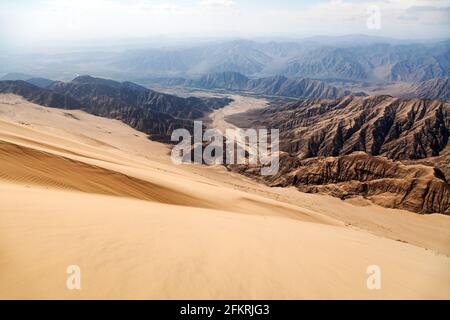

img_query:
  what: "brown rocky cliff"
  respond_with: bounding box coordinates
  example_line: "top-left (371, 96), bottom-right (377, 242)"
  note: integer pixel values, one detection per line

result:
top-left (231, 152), bottom-right (449, 214)
top-left (249, 95), bottom-right (449, 161)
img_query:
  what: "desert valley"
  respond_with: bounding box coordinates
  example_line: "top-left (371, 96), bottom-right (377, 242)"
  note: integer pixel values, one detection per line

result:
top-left (0, 1), bottom-right (449, 301)
top-left (0, 72), bottom-right (448, 298)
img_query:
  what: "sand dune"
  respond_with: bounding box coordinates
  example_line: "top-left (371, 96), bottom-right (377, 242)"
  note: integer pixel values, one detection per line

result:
top-left (0, 140), bottom-right (216, 208)
top-left (1, 185), bottom-right (449, 299)
top-left (0, 94), bottom-right (449, 299)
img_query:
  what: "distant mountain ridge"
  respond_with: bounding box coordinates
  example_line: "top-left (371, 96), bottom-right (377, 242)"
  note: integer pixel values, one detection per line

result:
top-left (2, 37), bottom-right (448, 84)
top-left (112, 39), bottom-right (450, 82)
top-left (0, 80), bottom-right (82, 109)
top-left (0, 76), bottom-right (232, 142)
top-left (245, 76), bottom-right (357, 99)
top-left (148, 71), bottom-right (360, 100)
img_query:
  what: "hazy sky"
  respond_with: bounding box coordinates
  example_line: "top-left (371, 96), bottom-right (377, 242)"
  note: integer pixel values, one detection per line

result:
top-left (1, 0), bottom-right (449, 50)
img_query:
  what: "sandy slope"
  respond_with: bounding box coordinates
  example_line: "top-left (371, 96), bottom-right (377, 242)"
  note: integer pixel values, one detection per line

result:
top-left (0, 94), bottom-right (449, 299)
top-left (2, 185), bottom-right (449, 299)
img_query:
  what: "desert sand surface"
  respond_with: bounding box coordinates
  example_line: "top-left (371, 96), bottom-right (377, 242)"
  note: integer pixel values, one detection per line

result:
top-left (0, 93), bottom-right (449, 299)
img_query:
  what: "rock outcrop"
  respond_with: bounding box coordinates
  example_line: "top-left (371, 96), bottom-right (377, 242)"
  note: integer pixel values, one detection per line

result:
top-left (231, 152), bottom-right (449, 214)
top-left (403, 77), bottom-right (450, 101)
top-left (231, 95), bottom-right (449, 160)
top-left (227, 95), bottom-right (449, 214)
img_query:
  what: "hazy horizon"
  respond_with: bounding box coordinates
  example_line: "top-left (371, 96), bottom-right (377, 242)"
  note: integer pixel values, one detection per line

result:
top-left (1, 0), bottom-right (449, 52)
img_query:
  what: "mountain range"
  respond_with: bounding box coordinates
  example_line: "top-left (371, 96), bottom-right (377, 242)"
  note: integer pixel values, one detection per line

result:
top-left (112, 39), bottom-right (450, 82)
top-left (228, 95), bottom-right (449, 214)
top-left (230, 95), bottom-right (449, 160)
top-left (1, 63), bottom-right (448, 214)
top-left (2, 37), bottom-right (448, 83)
top-left (0, 76), bottom-right (232, 142)
top-left (148, 71), bottom-right (364, 99)
top-left (0, 80), bottom-right (82, 109)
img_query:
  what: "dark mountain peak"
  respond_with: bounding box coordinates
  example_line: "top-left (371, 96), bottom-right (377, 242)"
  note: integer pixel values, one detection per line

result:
top-left (71, 75), bottom-right (151, 93)
top-left (72, 75), bottom-right (98, 83)
top-left (0, 80), bottom-right (38, 97)
top-left (71, 75), bottom-right (123, 88)
top-left (1, 76), bottom-right (231, 143)
top-left (0, 80), bottom-right (82, 109)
